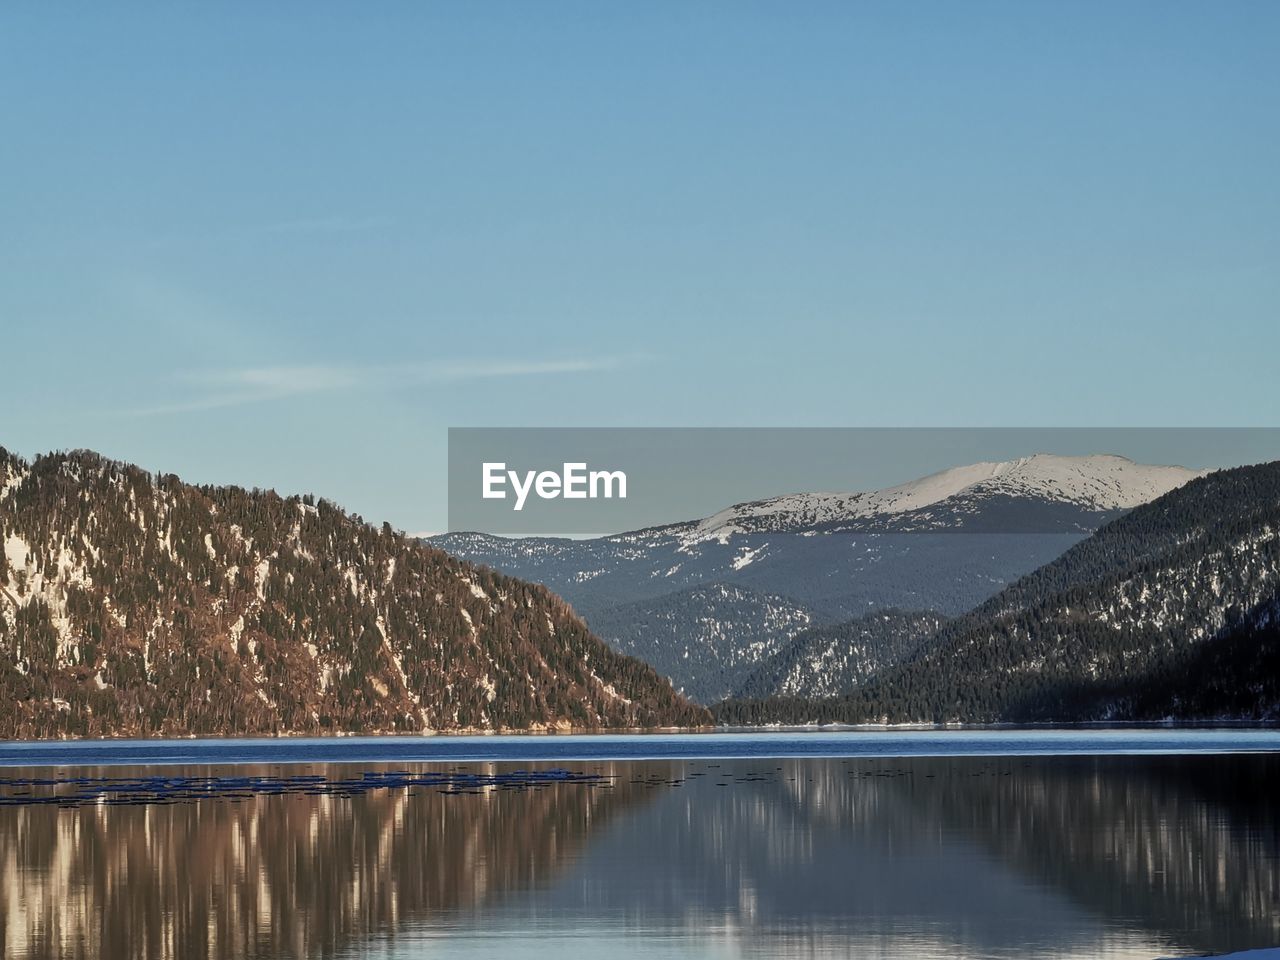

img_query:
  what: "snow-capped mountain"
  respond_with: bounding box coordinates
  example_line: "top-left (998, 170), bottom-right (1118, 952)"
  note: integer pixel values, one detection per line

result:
top-left (434, 454), bottom-right (1204, 703)
top-left (670, 454), bottom-right (1205, 544)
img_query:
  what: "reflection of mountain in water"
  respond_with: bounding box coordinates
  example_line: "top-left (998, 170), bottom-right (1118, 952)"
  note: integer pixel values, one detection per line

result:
top-left (524, 756), bottom-right (1280, 958)
top-left (2, 756), bottom-right (1278, 959)
top-left (533, 759), bottom-right (1131, 957)
top-left (909, 755), bottom-right (1280, 956)
top-left (0, 762), bottom-right (659, 960)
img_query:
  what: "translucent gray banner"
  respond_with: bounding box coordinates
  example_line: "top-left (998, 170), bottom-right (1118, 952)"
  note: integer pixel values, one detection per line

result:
top-left (447, 427), bottom-right (1280, 536)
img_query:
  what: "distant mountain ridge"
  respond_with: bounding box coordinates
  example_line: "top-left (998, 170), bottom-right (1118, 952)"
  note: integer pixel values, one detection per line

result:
top-left (713, 460), bottom-right (1280, 724)
top-left (435, 454), bottom-right (1204, 703)
top-left (670, 454), bottom-right (1205, 544)
top-left (0, 448), bottom-right (708, 738)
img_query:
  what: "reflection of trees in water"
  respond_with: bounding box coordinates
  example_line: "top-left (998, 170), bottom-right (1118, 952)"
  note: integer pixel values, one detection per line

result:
top-left (894, 755), bottom-right (1280, 955)
top-left (563, 760), bottom-right (1028, 929)
top-left (2, 757), bottom-right (1277, 959)
top-left (563, 757), bottom-right (1280, 957)
top-left (0, 762), bottom-right (660, 960)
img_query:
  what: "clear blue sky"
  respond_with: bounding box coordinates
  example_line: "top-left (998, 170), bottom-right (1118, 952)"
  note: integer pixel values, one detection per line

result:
top-left (3, 2), bottom-right (1277, 532)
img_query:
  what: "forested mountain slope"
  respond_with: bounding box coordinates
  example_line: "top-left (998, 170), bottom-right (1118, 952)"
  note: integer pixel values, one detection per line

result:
top-left (714, 461), bottom-right (1280, 724)
top-left (0, 448), bottom-right (708, 738)
top-left (731, 609), bottom-right (949, 702)
top-left (587, 582), bottom-right (817, 703)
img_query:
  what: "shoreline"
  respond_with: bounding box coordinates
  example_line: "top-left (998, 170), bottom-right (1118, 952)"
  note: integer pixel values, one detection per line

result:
top-left (3, 716), bottom-right (1279, 747)
top-left (4, 726), bottom-right (1280, 770)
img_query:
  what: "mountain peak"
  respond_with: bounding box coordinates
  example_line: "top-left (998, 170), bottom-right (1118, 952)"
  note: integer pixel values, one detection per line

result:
top-left (682, 454), bottom-right (1206, 543)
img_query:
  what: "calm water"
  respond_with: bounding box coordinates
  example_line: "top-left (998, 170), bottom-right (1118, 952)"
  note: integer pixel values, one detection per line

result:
top-left (1, 731), bottom-right (1278, 959)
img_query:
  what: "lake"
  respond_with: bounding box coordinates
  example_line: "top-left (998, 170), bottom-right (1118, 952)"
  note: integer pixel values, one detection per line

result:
top-left (1, 730), bottom-right (1277, 959)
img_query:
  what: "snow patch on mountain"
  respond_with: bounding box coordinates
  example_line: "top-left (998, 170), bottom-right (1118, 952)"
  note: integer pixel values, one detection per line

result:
top-left (681, 455), bottom-right (1204, 544)
top-left (0, 466), bottom-right (29, 503)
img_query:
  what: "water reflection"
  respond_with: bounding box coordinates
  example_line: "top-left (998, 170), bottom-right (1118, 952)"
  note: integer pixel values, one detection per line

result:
top-left (0, 762), bottom-right (650, 959)
top-left (910, 757), bottom-right (1280, 955)
top-left (1, 755), bottom-right (1277, 959)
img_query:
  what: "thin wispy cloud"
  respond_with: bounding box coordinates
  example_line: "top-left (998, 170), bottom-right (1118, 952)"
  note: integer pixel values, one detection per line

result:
top-left (120, 356), bottom-right (640, 416)
top-left (418, 358), bottom-right (633, 383)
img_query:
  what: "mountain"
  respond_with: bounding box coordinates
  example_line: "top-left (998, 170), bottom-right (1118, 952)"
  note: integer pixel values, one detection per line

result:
top-left (732, 609), bottom-right (949, 701)
top-left (673, 454), bottom-right (1204, 542)
top-left (434, 455), bottom-right (1203, 703)
top-left (0, 448), bottom-right (709, 738)
top-left (712, 460), bottom-right (1280, 725)
top-left (587, 583), bottom-right (816, 703)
